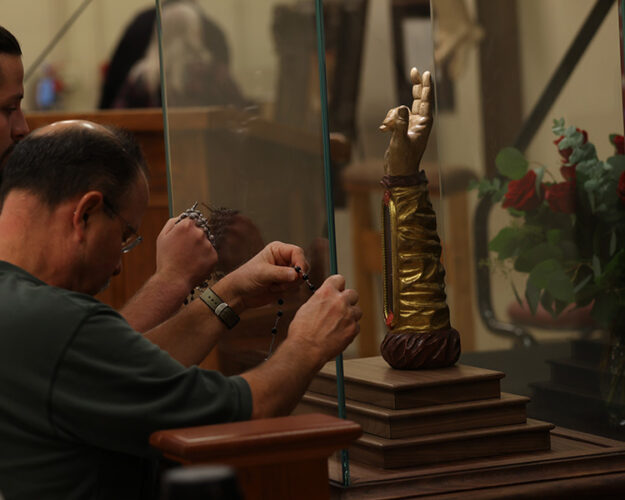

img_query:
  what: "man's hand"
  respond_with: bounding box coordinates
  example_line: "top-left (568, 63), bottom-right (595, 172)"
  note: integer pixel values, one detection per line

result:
top-left (213, 241), bottom-right (308, 311)
top-left (120, 217), bottom-right (217, 332)
top-left (155, 217), bottom-right (218, 291)
top-left (287, 274), bottom-right (361, 367)
top-left (240, 273), bottom-right (361, 418)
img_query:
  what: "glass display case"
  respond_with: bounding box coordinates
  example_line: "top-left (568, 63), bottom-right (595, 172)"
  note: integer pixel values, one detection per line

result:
top-left (158, 0), bottom-right (336, 368)
top-left (435, 0), bottom-right (625, 443)
top-left (156, 0), bottom-right (361, 483)
top-left (12, 0), bottom-right (625, 493)
top-left (159, 0), bottom-right (625, 493)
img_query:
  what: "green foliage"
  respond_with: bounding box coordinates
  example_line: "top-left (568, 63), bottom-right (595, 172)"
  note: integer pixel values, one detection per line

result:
top-left (489, 225), bottom-right (540, 260)
top-left (496, 147), bottom-right (528, 180)
top-left (468, 177), bottom-right (508, 202)
top-left (480, 118), bottom-right (625, 326)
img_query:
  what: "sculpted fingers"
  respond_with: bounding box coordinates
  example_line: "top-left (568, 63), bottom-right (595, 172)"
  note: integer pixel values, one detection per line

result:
top-left (420, 83), bottom-right (433, 120)
top-left (422, 70), bottom-right (431, 87)
top-left (411, 67), bottom-right (422, 90)
top-left (411, 67), bottom-right (423, 114)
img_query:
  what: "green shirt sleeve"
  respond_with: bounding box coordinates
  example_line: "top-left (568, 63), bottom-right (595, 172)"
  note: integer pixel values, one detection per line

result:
top-left (49, 304), bottom-right (252, 457)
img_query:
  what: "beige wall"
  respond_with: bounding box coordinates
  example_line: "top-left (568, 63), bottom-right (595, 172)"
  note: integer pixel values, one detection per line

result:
top-left (4, 0), bottom-right (622, 352)
top-left (5, 0), bottom-right (152, 110)
top-left (3, 0), bottom-right (294, 111)
top-left (508, 0), bottom-right (620, 350)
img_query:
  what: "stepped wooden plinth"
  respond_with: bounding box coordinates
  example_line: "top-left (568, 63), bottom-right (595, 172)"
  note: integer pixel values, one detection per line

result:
top-left (297, 392), bottom-right (528, 439)
top-left (302, 356), bottom-right (553, 470)
top-left (329, 428), bottom-right (625, 499)
top-left (309, 357), bottom-right (503, 409)
top-left (351, 419), bottom-right (553, 469)
top-left (297, 356), bottom-right (625, 498)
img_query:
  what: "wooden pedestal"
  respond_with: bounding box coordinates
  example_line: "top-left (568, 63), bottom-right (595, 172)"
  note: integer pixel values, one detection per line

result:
top-left (299, 357), bottom-right (552, 470)
top-left (296, 356), bottom-right (625, 498)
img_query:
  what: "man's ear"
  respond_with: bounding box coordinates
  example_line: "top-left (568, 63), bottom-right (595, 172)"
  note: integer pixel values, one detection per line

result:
top-left (72, 191), bottom-right (105, 240)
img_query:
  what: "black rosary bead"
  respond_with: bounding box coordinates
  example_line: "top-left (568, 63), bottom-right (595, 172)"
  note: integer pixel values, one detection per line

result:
top-left (266, 265), bottom-right (316, 359)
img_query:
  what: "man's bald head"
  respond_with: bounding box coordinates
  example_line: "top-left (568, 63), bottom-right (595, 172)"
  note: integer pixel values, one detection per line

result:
top-left (0, 120), bottom-right (148, 210)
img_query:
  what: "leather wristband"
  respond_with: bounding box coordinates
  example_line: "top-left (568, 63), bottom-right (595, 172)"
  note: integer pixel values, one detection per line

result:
top-left (199, 287), bottom-right (240, 329)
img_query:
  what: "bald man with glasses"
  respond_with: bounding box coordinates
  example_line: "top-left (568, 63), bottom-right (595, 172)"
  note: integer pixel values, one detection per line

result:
top-left (0, 120), bottom-right (360, 500)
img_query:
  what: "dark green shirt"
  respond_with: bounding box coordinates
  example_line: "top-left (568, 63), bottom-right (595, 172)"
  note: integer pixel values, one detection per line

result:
top-left (0, 261), bottom-right (252, 500)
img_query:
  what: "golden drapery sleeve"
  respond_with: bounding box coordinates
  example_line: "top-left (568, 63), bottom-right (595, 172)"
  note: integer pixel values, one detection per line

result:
top-left (378, 68), bottom-right (460, 369)
top-left (382, 172), bottom-right (451, 334)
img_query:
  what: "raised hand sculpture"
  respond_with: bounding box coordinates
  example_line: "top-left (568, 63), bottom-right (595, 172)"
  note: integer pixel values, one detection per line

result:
top-left (379, 68), bottom-right (461, 369)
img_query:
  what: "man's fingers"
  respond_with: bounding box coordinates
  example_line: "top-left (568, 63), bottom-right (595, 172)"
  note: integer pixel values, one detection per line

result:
top-left (268, 242), bottom-right (309, 271)
top-left (324, 274), bottom-right (346, 292)
top-left (353, 305), bottom-right (363, 322)
top-left (343, 288), bottom-right (359, 306)
top-left (159, 217), bottom-right (177, 235)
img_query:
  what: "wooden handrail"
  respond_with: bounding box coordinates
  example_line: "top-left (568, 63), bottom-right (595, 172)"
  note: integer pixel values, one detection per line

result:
top-left (150, 413), bottom-right (362, 500)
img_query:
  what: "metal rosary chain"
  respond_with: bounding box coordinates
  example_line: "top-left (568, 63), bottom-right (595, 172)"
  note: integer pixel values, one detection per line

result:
top-left (177, 202), bottom-right (242, 304)
top-left (176, 202), bottom-right (215, 245)
top-left (176, 202), bottom-right (215, 305)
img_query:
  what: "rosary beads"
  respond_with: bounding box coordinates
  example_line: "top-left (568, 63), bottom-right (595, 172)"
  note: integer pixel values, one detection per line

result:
top-left (176, 202), bottom-right (317, 358)
top-left (178, 202), bottom-right (214, 305)
top-left (176, 202), bottom-right (215, 246)
top-left (266, 266), bottom-right (316, 359)
top-left (178, 202), bottom-right (242, 305)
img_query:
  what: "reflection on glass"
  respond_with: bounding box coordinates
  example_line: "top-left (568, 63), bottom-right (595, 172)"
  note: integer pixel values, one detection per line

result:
top-left (158, 0), bottom-right (330, 374)
top-left (106, 1), bottom-right (249, 109)
top-left (432, 0), bottom-right (624, 443)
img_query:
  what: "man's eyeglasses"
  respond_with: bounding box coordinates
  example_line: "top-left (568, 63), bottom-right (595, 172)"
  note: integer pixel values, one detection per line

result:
top-left (102, 198), bottom-right (143, 253)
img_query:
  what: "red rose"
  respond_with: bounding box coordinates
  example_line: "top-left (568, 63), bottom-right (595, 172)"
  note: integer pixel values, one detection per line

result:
top-left (560, 165), bottom-right (576, 181)
top-left (554, 128), bottom-right (588, 163)
top-left (544, 181), bottom-right (576, 214)
top-left (618, 171), bottom-right (625, 206)
top-left (612, 135), bottom-right (624, 155)
top-left (502, 170), bottom-right (542, 211)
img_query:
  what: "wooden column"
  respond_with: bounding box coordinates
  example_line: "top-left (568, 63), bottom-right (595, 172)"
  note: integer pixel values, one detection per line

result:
top-left (475, 0), bottom-right (523, 177)
top-left (150, 413), bottom-right (362, 500)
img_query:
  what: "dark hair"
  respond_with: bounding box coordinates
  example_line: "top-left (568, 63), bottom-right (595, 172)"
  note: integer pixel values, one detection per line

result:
top-left (0, 124), bottom-right (149, 210)
top-left (0, 26), bottom-right (21, 56)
